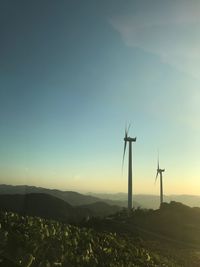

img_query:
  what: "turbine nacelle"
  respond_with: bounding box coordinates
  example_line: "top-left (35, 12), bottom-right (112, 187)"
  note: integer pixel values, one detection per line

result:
top-left (124, 136), bottom-right (137, 142)
top-left (157, 168), bottom-right (165, 173)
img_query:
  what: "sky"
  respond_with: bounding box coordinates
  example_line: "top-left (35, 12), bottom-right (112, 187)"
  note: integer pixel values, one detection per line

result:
top-left (1, 0), bottom-right (200, 194)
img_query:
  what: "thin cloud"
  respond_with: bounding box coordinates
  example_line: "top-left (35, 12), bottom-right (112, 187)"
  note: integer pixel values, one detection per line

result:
top-left (110, 1), bottom-right (200, 79)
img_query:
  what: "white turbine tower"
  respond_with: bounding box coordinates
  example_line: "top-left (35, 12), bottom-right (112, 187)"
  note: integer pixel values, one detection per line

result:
top-left (122, 125), bottom-right (136, 211)
top-left (155, 155), bottom-right (165, 206)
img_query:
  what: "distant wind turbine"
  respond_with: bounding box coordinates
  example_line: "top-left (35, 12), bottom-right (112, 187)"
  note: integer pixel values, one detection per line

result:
top-left (122, 125), bottom-right (136, 210)
top-left (155, 154), bottom-right (165, 206)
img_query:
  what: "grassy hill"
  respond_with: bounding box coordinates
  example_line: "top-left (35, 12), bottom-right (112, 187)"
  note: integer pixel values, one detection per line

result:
top-left (125, 201), bottom-right (200, 246)
top-left (1, 200), bottom-right (200, 266)
top-left (0, 211), bottom-right (179, 267)
top-left (84, 202), bottom-right (200, 266)
top-left (1, 186), bottom-right (200, 266)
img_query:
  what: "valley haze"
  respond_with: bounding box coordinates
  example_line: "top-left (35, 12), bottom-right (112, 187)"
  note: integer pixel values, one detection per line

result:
top-left (1, 184), bottom-right (200, 210)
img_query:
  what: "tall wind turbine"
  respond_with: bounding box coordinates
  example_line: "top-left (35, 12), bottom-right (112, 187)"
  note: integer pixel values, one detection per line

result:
top-left (155, 155), bottom-right (165, 206)
top-left (122, 125), bottom-right (136, 210)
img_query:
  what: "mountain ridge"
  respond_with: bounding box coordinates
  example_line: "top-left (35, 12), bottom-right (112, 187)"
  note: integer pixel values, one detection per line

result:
top-left (2, 184), bottom-right (200, 209)
top-left (0, 184), bottom-right (139, 207)
top-left (0, 193), bottom-right (121, 223)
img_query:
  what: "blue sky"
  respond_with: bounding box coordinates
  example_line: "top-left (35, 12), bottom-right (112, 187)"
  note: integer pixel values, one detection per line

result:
top-left (1, 0), bottom-right (200, 194)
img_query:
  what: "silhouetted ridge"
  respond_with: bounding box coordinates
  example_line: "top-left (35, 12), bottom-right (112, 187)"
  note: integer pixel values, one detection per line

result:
top-left (0, 193), bottom-right (122, 223)
top-left (160, 201), bottom-right (192, 210)
top-left (158, 201), bottom-right (200, 224)
top-left (0, 193), bottom-right (92, 223)
top-left (126, 201), bottom-right (200, 245)
top-left (0, 184), bottom-right (126, 207)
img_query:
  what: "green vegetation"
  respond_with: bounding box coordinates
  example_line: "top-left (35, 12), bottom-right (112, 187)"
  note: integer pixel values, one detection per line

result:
top-left (84, 203), bottom-right (200, 267)
top-left (0, 211), bottom-right (177, 267)
top-left (1, 200), bottom-right (200, 266)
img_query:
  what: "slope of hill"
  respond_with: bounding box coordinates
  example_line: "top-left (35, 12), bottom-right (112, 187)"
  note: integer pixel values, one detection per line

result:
top-left (0, 193), bottom-right (122, 222)
top-left (0, 184), bottom-right (100, 205)
top-left (83, 201), bottom-right (200, 266)
top-left (80, 202), bottom-right (121, 217)
top-left (145, 201), bottom-right (200, 244)
top-left (98, 201), bottom-right (200, 246)
top-left (3, 184), bottom-right (200, 210)
top-left (0, 184), bottom-right (127, 207)
top-left (1, 198), bottom-right (199, 266)
top-left (0, 211), bottom-right (179, 267)
top-left (0, 193), bottom-right (92, 223)
top-left (124, 201), bottom-right (200, 246)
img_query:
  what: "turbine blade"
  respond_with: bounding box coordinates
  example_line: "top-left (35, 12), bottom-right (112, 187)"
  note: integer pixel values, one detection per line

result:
top-left (157, 149), bottom-right (160, 170)
top-left (125, 128), bottom-right (127, 138)
top-left (127, 123), bottom-right (131, 135)
top-left (122, 140), bottom-right (127, 170)
top-left (155, 171), bottom-right (159, 184)
top-left (122, 124), bottom-right (129, 172)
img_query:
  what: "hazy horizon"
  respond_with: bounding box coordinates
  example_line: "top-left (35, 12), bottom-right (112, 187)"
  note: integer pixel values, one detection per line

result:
top-left (1, 1), bottom-right (200, 195)
top-left (2, 183), bottom-right (200, 197)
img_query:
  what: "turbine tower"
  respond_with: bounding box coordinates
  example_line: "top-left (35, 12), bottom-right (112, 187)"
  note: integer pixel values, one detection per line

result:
top-left (155, 155), bottom-right (165, 206)
top-left (122, 125), bottom-right (136, 210)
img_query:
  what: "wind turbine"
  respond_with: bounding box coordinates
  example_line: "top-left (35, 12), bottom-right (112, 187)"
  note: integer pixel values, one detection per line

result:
top-left (122, 125), bottom-right (136, 210)
top-left (155, 155), bottom-right (165, 206)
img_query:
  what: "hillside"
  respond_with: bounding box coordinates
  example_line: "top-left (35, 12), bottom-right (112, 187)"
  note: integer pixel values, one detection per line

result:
top-left (0, 211), bottom-right (179, 267)
top-left (141, 201), bottom-right (200, 245)
top-left (80, 202), bottom-right (121, 217)
top-left (0, 193), bottom-right (121, 222)
top-left (0, 193), bottom-right (91, 223)
top-left (0, 198), bottom-right (199, 266)
top-left (0, 185), bottom-right (100, 205)
top-left (84, 201), bottom-right (200, 266)
top-left (0, 184), bottom-right (128, 207)
top-left (127, 201), bottom-right (200, 246)
top-left (87, 201), bottom-right (200, 244)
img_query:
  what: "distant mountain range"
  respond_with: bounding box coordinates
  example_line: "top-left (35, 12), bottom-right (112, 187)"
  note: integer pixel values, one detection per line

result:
top-left (0, 184), bottom-right (101, 206)
top-left (88, 192), bottom-right (200, 209)
top-left (0, 185), bottom-right (123, 221)
top-left (1, 184), bottom-right (200, 210)
top-left (0, 184), bottom-right (139, 207)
